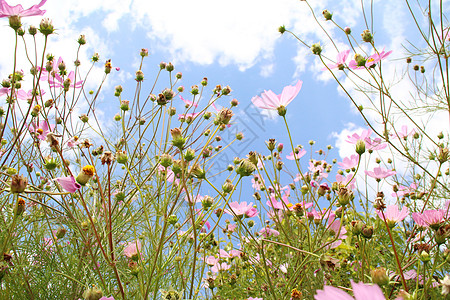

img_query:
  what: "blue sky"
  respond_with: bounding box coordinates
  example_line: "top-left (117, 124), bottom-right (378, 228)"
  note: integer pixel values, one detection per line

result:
top-left (1, 0), bottom-right (448, 196)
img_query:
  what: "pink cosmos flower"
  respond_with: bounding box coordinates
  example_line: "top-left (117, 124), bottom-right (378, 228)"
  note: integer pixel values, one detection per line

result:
top-left (365, 137), bottom-right (387, 151)
top-left (226, 223), bottom-right (237, 233)
top-left (376, 205), bottom-right (409, 227)
top-left (286, 148), bottom-right (306, 160)
top-left (0, 0), bottom-right (47, 18)
top-left (16, 89), bottom-right (45, 102)
top-left (251, 175), bottom-right (264, 190)
top-left (224, 201), bottom-right (258, 218)
top-left (346, 129), bottom-right (373, 144)
top-left (123, 240), bottom-right (141, 259)
top-left (205, 256), bottom-right (219, 266)
top-left (66, 136), bottom-right (81, 148)
top-left (157, 165), bottom-right (175, 183)
top-left (251, 80), bottom-right (302, 110)
top-left (335, 173), bottom-right (356, 190)
top-left (180, 95), bottom-right (198, 108)
top-left (315, 281), bottom-right (386, 300)
top-left (392, 182), bottom-right (417, 197)
top-left (349, 50), bottom-right (392, 70)
top-left (54, 176), bottom-right (81, 193)
top-left (392, 125), bottom-right (416, 140)
top-left (412, 210), bottom-right (446, 229)
top-left (178, 112), bottom-right (202, 121)
top-left (266, 194), bottom-right (292, 211)
top-left (211, 262), bottom-right (230, 273)
top-left (338, 154), bottom-right (359, 169)
top-left (322, 49), bottom-right (351, 70)
top-left (49, 71), bottom-right (83, 89)
top-left (327, 215), bottom-right (347, 248)
top-left (365, 167), bottom-right (396, 180)
top-left (258, 226), bottom-right (280, 237)
top-left (29, 121), bottom-right (54, 140)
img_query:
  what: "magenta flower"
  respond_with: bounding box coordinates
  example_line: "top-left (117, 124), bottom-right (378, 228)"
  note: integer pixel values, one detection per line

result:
top-left (365, 137), bottom-right (387, 151)
top-left (49, 71), bottom-right (83, 89)
top-left (29, 121), bottom-right (54, 140)
top-left (54, 176), bottom-right (81, 193)
top-left (315, 281), bottom-right (386, 300)
top-left (123, 240), bottom-right (141, 259)
top-left (327, 216), bottom-right (347, 248)
top-left (336, 173), bottom-right (356, 190)
top-left (180, 95), bottom-right (198, 108)
top-left (205, 256), bottom-right (219, 266)
top-left (392, 182), bottom-right (417, 197)
top-left (391, 125), bottom-right (416, 140)
top-left (322, 49), bottom-right (351, 70)
top-left (346, 129), bottom-right (373, 144)
top-left (251, 80), bottom-right (302, 110)
top-left (365, 167), bottom-right (396, 180)
top-left (376, 205), bottom-right (409, 227)
top-left (338, 154), bottom-right (359, 169)
top-left (258, 226), bottom-right (280, 237)
top-left (349, 50), bottom-right (392, 69)
top-left (178, 112), bottom-right (202, 121)
top-left (211, 262), bottom-right (230, 273)
top-left (0, 0), bottom-right (47, 18)
top-left (286, 148), bottom-right (306, 160)
top-left (251, 175), bottom-right (265, 190)
top-left (412, 210), bottom-right (446, 229)
top-left (224, 201), bottom-right (258, 218)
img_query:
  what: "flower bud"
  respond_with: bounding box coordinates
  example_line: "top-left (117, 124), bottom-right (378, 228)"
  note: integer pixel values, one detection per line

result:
top-left (11, 174), bottom-right (27, 193)
top-left (351, 220), bottom-right (365, 235)
top-left (419, 250), bottom-right (431, 263)
top-left (31, 105), bottom-right (41, 117)
top-left (190, 164), bottom-right (205, 179)
top-left (236, 159), bottom-right (256, 177)
top-left (222, 180), bottom-right (234, 193)
top-left (277, 105), bottom-right (287, 116)
top-left (14, 198), bottom-right (26, 216)
top-left (159, 62), bottom-right (166, 69)
top-left (120, 100), bottom-right (129, 111)
top-left (278, 25), bottom-right (286, 34)
top-left (104, 59), bottom-right (112, 74)
top-left (236, 132), bottom-right (244, 140)
top-left (39, 18), bottom-right (54, 36)
top-left (361, 29), bottom-right (373, 43)
top-left (201, 196), bottom-right (214, 210)
top-left (338, 187), bottom-right (354, 206)
top-left (82, 286), bottom-right (103, 300)
top-left (311, 43), bottom-right (322, 55)
top-left (355, 139), bottom-right (366, 155)
top-left (184, 148), bottom-right (195, 162)
top-left (44, 156), bottom-right (58, 170)
top-left (55, 227), bottom-right (67, 239)
top-left (215, 108), bottom-right (233, 125)
top-left (17, 27), bottom-right (25, 36)
top-left (140, 48), bottom-right (149, 57)
top-left (344, 27), bottom-right (351, 34)
top-left (116, 150), bottom-right (128, 164)
top-left (266, 139), bottom-right (276, 151)
top-left (361, 225), bottom-right (374, 239)
top-left (370, 267), bottom-right (389, 286)
top-left (9, 15), bottom-right (22, 31)
top-left (170, 127), bottom-right (185, 149)
top-left (165, 62), bottom-right (174, 72)
top-left (322, 9), bottom-right (332, 20)
top-left (135, 70), bottom-right (144, 82)
top-left (190, 84), bottom-right (199, 95)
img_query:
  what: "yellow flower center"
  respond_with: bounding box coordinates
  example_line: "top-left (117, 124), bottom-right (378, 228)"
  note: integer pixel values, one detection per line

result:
top-left (37, 128), bottom-right (44, 134)
top-left (82, 165), bottom-right (95, 176)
